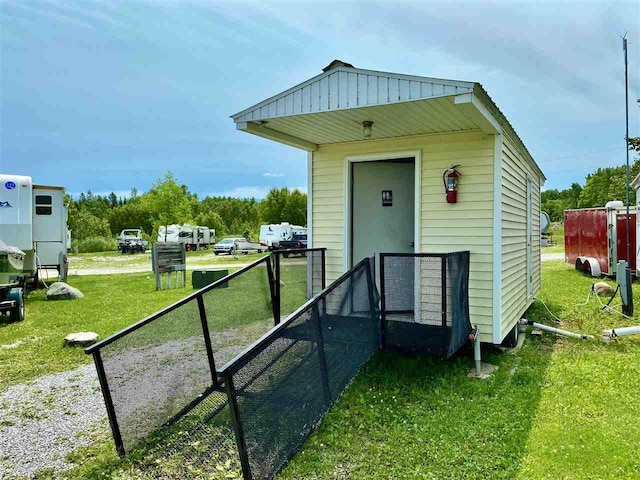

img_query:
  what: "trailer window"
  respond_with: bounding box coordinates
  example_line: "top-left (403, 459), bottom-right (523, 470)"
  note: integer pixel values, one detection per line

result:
top-left (35, 195), bottom-right (53, 215)
top-left (36, 206), bottom-right (52, 215)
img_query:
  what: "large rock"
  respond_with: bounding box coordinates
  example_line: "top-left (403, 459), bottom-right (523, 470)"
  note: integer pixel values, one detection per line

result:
top-left (45, 282), bottom-right (84, 300)
top-left (594, 282), bottom-right (614, 297)
top-left (64, 331), bottom-right (99, 346)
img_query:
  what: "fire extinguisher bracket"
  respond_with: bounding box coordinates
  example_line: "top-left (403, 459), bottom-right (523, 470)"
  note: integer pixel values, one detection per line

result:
top-left (443, 165), bottom-right (461, 204)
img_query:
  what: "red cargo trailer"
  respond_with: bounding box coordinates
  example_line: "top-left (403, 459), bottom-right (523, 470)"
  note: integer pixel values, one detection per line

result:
top-left (564, 205), bottom-right (636, 277)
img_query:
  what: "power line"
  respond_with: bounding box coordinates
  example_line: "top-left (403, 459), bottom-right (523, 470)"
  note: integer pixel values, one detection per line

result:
top-left (537, 146), bottom-right (626, 164)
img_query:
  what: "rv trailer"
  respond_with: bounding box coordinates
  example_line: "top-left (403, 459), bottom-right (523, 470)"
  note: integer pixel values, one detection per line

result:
top-left (0, 174), bottom-right (69, 284)
top-left (157, 224), bottom-right (215, 250)
top-left (259, 222), bottom-right (307, 249)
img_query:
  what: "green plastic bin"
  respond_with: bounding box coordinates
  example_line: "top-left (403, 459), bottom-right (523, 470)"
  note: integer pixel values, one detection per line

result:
top-left (192, 269), bottom-right (229, 289)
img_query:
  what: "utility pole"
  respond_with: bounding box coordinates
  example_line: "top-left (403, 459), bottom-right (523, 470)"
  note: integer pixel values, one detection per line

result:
top-left (623, 33), bottom-right (634, 316)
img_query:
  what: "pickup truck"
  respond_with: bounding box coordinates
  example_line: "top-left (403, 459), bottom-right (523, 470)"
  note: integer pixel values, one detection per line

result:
top-left (117, 229), bottom-right (148, 254)
top-left (277, 234), bottom-right (307, 258)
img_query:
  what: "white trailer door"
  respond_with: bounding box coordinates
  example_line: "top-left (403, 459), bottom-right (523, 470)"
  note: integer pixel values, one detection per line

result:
top-left (32, 187), bottom-right (66, 266)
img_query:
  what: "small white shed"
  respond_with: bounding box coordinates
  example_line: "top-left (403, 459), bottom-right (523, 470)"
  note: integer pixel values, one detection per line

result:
top-left (231, 61), bottom-right (545, 345)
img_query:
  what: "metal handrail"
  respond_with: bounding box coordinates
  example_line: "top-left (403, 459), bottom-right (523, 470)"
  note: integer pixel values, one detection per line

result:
top-left (85, 255), bottom-right (271, 354)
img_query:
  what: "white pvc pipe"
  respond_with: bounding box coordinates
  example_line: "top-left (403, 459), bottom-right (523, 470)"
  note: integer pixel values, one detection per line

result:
top-left (520, 319), bottom-right (594, 340)
top-left (603, 325), bottom-right (640, 338)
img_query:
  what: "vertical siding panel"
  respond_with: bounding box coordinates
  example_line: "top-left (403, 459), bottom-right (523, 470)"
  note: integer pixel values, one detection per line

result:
top-left (409, 81), bottom-right (421, 100)
top-left (311, 81), bottom-right (320, 112)
top-left (347, 72), bottom-right (358, 107)
top-left (367, 75), bottom-right (378, 105)
top-left (357, 74), bottom-right (368, 106)
top-left (378, 76), bottom-right (389, 104)
top-left (399, 79), bottom-right (410, 101)
top-left (318, 77), bottom-right (329, 111)
top-left (302, 85), bottom-right (311, 113)
top-left (293, 90), bottom-right (302, 114)
top-left (389, 77), bottom-right (399, 102)
top-left (420, 82), bottom-right (434, 98)
top-left (329, 72), bottom-right (339, 110)
top-left (338, 71), bottom-right (349, 109)
top-left (284, 93), bottom-right (294, 115)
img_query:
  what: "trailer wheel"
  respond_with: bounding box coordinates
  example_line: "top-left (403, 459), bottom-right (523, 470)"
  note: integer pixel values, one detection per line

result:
top-left (8, 288), bottom-right (25, 322)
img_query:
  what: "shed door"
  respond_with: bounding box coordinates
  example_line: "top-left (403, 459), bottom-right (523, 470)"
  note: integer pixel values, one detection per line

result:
top-left (526, 177), bottom-right (533, 298)
top-left (351, 159), bottom-right (415, 267)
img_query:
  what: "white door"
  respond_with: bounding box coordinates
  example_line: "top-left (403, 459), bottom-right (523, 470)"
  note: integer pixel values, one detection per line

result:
top-left (351, 159), bottom-right (415, 267)
top-left (526, 177), bottom-right (533, 298)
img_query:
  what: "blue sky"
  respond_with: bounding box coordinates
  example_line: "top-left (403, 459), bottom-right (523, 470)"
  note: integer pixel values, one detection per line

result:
top-left (1, 0), bottom-right (639, 198)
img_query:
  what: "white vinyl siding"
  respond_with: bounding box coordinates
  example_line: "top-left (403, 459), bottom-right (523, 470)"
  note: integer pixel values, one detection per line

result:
top-left (312, 130), bottom-right (495, 342)
top-left (500, 133), bottom-right (542, 339)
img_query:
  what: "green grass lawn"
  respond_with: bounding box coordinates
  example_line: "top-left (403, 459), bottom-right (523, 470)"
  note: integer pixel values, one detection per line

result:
top-left (7, 260), bottom-right (640, 479)
top-left (541, 222), bottom-right (564, 254)
top-left (0, 260), bottom-right (307, 391)
top-left (279, 261), bottom-right (640, 479)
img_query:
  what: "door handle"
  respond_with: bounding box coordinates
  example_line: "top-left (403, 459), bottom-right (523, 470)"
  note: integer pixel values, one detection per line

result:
top-left (410, 242), bottom-right (415, 248)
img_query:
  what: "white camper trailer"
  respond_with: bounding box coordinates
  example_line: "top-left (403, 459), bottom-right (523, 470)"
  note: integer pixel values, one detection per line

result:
top-left (157, 224), bottom-right (215, 250)
top-left (0, 174), bottom-right (69, 283)
top-left (259, 222), bottom-right (307, 249)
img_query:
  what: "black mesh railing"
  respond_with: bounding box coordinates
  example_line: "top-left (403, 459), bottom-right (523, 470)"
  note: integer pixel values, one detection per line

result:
top-left (86, 255), bottom-right (278, 457)
top-left (272, 248), bottom-right (326, 322)
top-left (218, 257), bottom-right (378, 480)
top-left (86, 249), bottom-right (471, 479)
top-left (380, 252), bottom-right (471, 357)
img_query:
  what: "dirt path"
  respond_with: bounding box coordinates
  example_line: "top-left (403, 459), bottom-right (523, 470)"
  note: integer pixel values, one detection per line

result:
top-left (0, 320), bottom-right (272, 478)
top-left (541, 252), bottom-right (564, 262)
top-left (43, 260), bottom-right (305, 277)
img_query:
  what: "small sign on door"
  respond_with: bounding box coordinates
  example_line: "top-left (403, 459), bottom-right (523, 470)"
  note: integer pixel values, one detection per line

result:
top-left (382, 190), bottom-right (392, 207)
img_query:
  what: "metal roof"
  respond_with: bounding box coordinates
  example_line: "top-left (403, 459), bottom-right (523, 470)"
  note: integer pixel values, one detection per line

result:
top-left (231, 64), bottom-right (543, 179)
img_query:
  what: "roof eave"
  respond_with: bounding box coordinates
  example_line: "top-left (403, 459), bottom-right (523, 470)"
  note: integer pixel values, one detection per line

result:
top-left (472, 84), bottom-right (545, 181)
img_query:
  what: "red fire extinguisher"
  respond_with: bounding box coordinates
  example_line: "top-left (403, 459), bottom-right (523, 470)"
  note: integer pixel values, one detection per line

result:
top-left (443, 165), bottom-right (461, 203)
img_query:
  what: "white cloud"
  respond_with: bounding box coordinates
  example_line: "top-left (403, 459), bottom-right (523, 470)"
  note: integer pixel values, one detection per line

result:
top-left (263, 172), bottom-right (284, 177)
top-left (211, 186), bottom-right (271, 199)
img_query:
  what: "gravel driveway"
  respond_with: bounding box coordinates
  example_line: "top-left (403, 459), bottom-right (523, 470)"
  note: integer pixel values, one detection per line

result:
top-left (0, 364), bottom-right (106, 478)
top-left (0, 320), bottom-right (271, 478)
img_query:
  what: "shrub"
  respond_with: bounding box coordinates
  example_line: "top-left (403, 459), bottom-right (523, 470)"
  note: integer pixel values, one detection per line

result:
top-left (72, 237), bottom-right (118, 253)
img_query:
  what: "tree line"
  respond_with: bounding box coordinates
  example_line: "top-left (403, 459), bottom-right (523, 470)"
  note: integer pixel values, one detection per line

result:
top-left (68, 172), bottom-right (306, 249)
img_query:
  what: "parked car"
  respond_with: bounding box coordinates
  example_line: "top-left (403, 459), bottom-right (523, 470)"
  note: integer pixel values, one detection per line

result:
top-left (278, 234), bottom-right (308, 258)
top-left (214, 237), bottom-right (264, 255)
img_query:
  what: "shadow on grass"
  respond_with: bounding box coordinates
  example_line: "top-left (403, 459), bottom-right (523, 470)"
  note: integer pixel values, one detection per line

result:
top-left (279, 332), bottom-right (557, 480)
